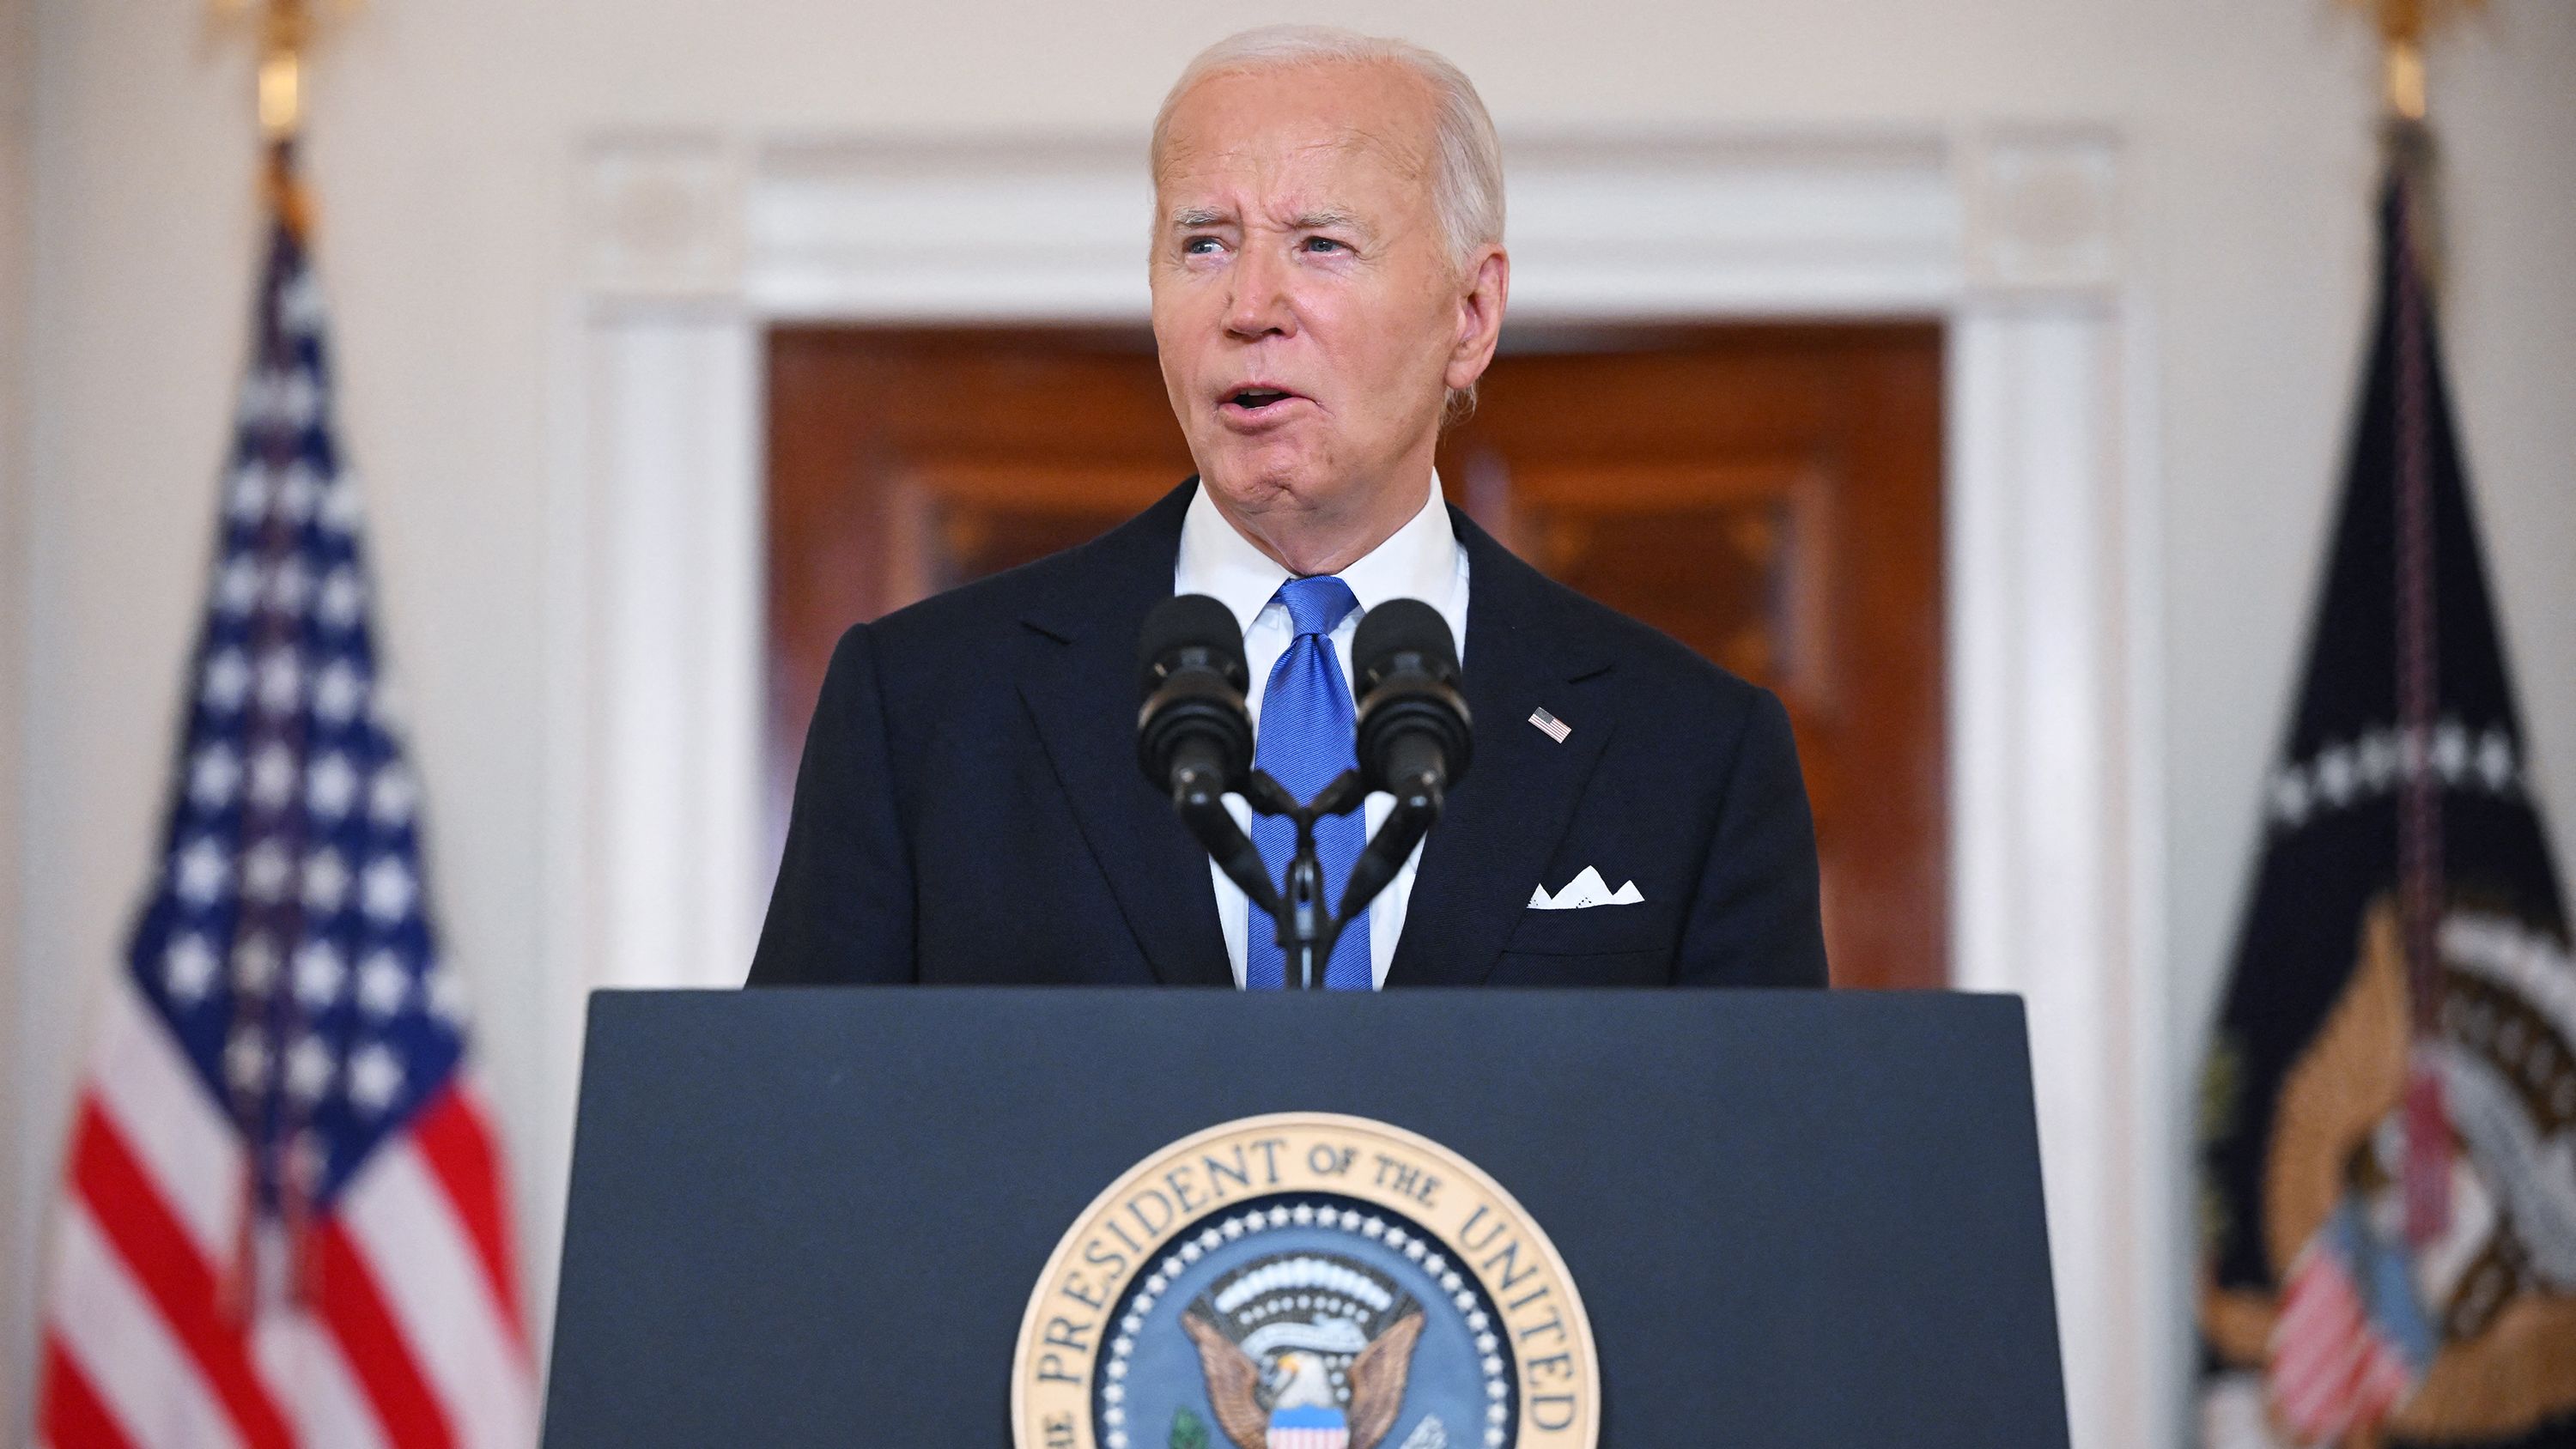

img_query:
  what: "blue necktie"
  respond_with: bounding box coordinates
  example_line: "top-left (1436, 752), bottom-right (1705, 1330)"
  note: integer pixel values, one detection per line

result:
top-left (1246, 577), bottom-right (1371, 990)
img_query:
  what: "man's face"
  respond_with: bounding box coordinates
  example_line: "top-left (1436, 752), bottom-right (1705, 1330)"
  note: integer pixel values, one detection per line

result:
top-left (1151, 63), bottom-right (1497, 550)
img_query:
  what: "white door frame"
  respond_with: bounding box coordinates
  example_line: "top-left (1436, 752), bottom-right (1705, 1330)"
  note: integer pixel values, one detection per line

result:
top-left (544, 127), bottom-right (2172, 1449)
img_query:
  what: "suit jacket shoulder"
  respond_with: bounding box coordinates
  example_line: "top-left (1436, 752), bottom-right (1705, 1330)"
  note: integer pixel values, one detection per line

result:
top-left (750, 483), bottom-right (1210, 987)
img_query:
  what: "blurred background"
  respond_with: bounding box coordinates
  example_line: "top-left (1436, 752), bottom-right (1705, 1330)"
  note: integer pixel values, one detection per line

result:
top-left (1, 0), bottom-right (2571, 1445)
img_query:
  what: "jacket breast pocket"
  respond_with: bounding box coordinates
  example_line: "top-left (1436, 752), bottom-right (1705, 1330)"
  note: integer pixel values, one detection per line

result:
top-left (1499, 903), bottom-right (1676, 958)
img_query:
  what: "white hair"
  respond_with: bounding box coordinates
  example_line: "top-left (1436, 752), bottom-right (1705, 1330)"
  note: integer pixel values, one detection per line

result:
top-left (1150, 26), bottom-right (1506, 273)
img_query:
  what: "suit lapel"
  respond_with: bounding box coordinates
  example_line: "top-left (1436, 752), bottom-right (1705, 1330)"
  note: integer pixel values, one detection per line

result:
top-left (1387, 513), bottom-right (1616, 987)
top-left (1017, 483), bottom-right (1235, 987)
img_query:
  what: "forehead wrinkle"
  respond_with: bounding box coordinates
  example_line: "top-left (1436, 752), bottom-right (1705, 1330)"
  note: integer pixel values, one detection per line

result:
top-left (1162, 135), bottom-right (1426, 242)
top-left (1166, 130), bottom-right (1419, 188)
top-left (1258, 126), bottom-right (1433, 191)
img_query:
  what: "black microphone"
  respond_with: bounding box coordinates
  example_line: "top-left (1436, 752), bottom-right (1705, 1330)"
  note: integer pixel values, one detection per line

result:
top-left (1338, 600), bottom-right (1471, 923)
top-left (1136, 594), bottom-right (1278, 915)
top-left (1137, 594), bottom-right (1254, 798)
top-left (1352, 599), bottom-right (1472, 806)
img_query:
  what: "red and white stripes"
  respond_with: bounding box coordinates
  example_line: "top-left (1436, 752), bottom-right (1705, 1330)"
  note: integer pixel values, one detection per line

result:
top-left (2267, 1243), bottom-right (2416, 1444)
top-left (37, 979), bottom-right (534, 1449)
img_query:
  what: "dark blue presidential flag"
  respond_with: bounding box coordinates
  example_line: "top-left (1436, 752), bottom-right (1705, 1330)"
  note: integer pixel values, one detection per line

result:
top-left (2194, 167), bottom-right (2576, 1448)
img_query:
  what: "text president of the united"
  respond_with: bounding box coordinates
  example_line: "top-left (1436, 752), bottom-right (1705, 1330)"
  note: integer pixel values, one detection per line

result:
top-left (748, 27), bottom-right (1828, 989)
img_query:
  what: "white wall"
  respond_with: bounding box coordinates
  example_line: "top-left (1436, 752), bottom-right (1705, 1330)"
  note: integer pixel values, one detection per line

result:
top-left (0, 0), bottom-right (32, 1422)
top-left (7, 0), bottom-right (2573, 1440)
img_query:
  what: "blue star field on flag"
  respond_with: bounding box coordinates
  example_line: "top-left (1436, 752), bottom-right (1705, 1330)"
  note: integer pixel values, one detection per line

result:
top-left (124, 202), bottom-right (465, 1222)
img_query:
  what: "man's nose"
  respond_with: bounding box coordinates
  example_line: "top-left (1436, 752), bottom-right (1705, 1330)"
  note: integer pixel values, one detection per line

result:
top-left (1224, 243), bottom-right (1297, 340)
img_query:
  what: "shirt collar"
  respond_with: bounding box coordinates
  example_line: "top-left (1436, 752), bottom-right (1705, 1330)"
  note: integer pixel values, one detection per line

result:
top-left (1176, 472), bottom-right (1456, 635)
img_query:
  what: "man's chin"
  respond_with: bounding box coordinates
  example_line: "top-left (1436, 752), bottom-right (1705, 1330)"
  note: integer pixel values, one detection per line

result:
top-left (1197, 446), bottom-right (1333, 514)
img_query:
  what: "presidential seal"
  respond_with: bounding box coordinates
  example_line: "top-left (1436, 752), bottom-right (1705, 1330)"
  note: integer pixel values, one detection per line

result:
top-left (1013, 1113), bottom-right (1598, 1449)
top-left (2200, 899), bottom-right (2576, 1442)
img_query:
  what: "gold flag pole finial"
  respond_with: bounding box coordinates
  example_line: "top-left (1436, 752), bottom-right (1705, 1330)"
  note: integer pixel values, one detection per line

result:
top-left (2379, 0), bottom-right (2431, 120)
top-left (2356, 0), bottom-right (2482, 122)
top-left (255, 0), bottom-right (310, 141)
top-left (210, 0), bottom-right (361, 142)
top-left (211, 0), bottom-right (359, 234)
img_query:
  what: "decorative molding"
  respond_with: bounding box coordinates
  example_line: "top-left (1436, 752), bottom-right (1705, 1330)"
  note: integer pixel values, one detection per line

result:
top-left (1947, 307), bottom-right (2145, 1445)
top-left (555, 125), bottom-right (2166, 1449)
top-left (1963, 128), bottom-right (2125, 294)
top-left (739, 130), bottom-right (1979, 322)
top-left (1505, 133), bottom-right (1965, 317)
top-left (749, 137), bottom-right (1151, 320)
top-left (578, 316), bottom-right (762, 993)
top-left (577, 135), bottom-right (745, 299)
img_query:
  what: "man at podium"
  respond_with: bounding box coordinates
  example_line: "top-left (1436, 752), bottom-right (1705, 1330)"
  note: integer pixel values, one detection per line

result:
top-left (748, 27), bottom-right (1827, 991)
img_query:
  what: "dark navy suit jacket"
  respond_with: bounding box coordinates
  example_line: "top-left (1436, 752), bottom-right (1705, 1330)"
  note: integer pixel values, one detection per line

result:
top-left (748, 481), bottom-right (1828, 988)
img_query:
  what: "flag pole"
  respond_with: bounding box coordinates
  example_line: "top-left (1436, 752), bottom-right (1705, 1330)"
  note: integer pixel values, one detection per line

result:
top-left (2358, 0), bottom-right (2476, 1255)
top-left (255, 0), bottom-right (311, 243)
top-left (211, 0), bottom-right (345, 1314)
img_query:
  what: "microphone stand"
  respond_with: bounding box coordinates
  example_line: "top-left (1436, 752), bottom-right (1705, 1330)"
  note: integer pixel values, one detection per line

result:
top-left (1241, 771), bottom-right (1369, 989)
top-left (1148, 597), bottom-right (1464, 990)
top-left (1169, 765), bottom-right (1435, 991)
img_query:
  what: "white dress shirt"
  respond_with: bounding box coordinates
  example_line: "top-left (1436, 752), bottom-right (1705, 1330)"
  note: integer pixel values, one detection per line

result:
top-left (1173, 474), bottom-right (1472, 989)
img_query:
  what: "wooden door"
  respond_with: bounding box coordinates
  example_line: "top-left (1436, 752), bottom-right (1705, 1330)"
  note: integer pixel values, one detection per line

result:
top-left (765, 324), bottom-right (1944, 987)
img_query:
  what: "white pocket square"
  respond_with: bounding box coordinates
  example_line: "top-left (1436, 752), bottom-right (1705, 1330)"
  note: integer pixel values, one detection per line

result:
top-left (1527, 866), bottom-right (1644, 910)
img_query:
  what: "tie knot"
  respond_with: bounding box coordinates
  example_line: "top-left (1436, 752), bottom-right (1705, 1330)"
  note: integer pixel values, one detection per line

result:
top-left (1275, 576), bottom-right (1360, 638)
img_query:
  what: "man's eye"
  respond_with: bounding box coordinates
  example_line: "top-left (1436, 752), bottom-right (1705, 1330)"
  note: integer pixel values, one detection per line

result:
top-left (1303, 237), bottom-right (1347, 254)
top-left (1182, 237), bottom-right (1223, 256)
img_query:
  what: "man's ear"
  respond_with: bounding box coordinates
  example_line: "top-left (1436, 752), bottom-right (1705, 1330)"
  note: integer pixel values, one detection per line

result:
top-left (1445, 246), bottom-right (1510, 392)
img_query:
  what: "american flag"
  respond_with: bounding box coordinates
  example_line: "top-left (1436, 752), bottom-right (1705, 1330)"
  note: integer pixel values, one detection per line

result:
top-left (2266, 1202), bottom-right (2433, 1443)
top-left (35, 148), bottom-right (534, 1449)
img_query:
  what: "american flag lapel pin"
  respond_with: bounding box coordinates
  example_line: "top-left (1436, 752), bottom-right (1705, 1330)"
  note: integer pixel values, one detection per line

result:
top-left (1528, 706), bottom-right (1571, 743)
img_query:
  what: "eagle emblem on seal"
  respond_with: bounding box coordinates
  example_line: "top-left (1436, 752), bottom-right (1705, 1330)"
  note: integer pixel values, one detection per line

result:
top-left (1179, 1252), bottom-right (1427, 1449)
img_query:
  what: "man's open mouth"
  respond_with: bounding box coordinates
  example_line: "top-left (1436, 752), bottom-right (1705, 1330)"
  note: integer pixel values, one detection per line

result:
top-left (1224, 387), bottom-right (1297, 412)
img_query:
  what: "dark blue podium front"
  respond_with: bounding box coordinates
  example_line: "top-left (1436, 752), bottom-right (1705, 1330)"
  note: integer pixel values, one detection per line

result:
top-left (542, 988), bottom-right (2068, 1447)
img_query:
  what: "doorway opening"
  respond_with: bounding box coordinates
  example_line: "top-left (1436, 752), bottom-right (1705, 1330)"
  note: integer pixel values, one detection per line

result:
top-left (762, 323), bottom-right (1944, 987)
